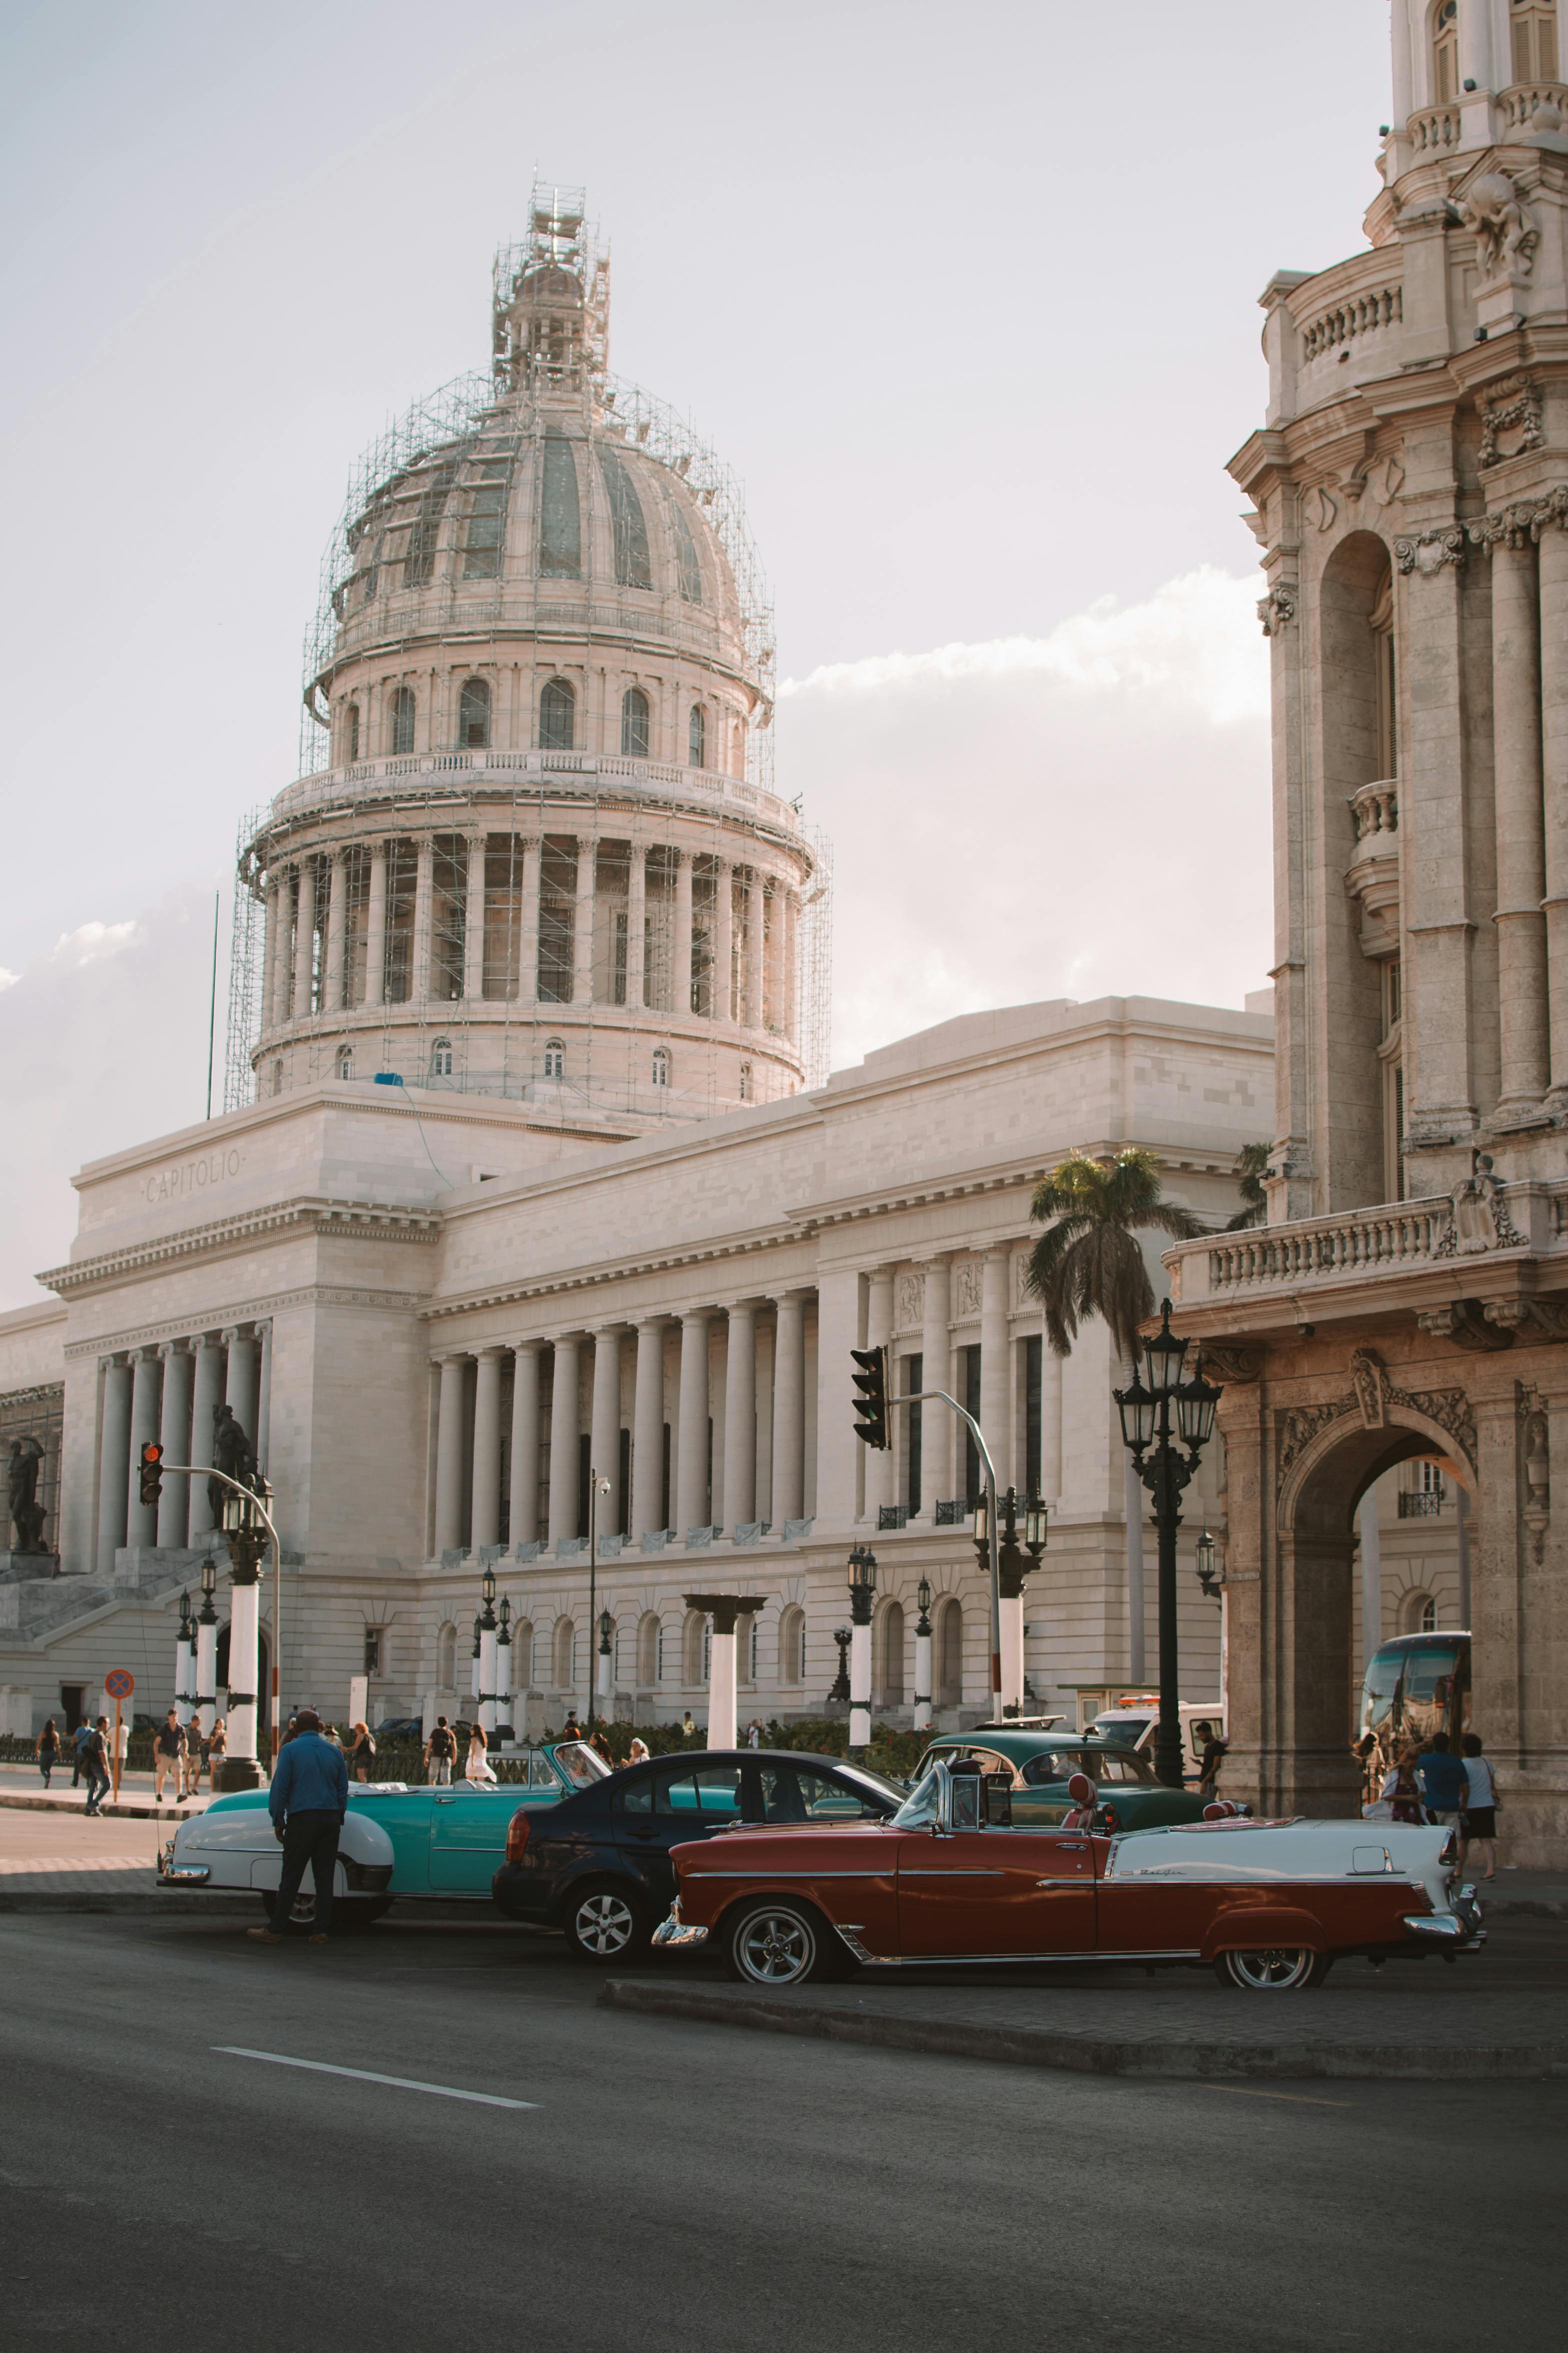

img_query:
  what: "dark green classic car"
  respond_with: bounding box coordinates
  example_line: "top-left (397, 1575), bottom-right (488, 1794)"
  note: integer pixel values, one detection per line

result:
top-left (920, 1726), bottom-right (1240, 1831)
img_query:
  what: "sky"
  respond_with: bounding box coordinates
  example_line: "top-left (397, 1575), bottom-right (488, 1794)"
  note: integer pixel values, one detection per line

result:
top-left (0, 0), bottom-right (1392, 1304)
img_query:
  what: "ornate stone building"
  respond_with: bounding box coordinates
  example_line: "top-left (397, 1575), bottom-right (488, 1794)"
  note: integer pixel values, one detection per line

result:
top-left (1167, 0), bottom-right (1568, 1862)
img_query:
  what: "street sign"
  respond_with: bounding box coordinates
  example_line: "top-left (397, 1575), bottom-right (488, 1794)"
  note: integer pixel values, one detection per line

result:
top-left (104, 1668), bottom-right (134, 1700)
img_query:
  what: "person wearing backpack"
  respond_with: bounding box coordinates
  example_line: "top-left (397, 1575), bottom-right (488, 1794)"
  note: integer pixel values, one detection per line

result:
top-left (423, 1716), bottom-right (457, 1786)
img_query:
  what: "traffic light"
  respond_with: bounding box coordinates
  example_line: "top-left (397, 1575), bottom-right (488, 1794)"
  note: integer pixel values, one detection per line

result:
top-left (138, 1442), bottom-right (164, 1508)
top-left (850, 1346), bottom-right (891, 1450)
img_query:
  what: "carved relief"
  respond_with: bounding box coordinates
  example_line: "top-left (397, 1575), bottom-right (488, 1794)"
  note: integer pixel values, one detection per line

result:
top-left (1277, 1399), bottom-right (1347, 1484)
top-left (1258, 584), bottom-right (1297, 636)
top-left (953, 1260), bottom-right (983, 1318)
top-left (1202, 1342), bottom-right (1261, 1386)
top-left (1417, 1300), bottom-right (1515, 1352)
top-left (1476, 372), bottom-right (1545, 470)
top-left (1518, 1382), bottom-right (1551, 1566)
top-left (1485, 1297), bottom-right (1568, 1342)
top-left (1452, 173), bottom-right (1539, 282)
top-left (1350, 1347), bottom-right (1386, 1428)
top-left (1435, 1152), bottom-right (1526, 1256)
top-left (895, 1272), bottom-right (925, 1330)
top-left (1275, 1359), bottom-right (1476, 1494)
top-left (1470, 486), bottom-right (1568, 549)
top-left (1364, 454), bottom-right (1406, 508)
top-left (1394, 528), bottom-right (1466, 576)
top-left (1311, 486), bottom-right (1338, 534)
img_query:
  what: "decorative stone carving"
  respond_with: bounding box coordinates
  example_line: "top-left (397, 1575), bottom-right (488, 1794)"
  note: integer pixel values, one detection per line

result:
top-left (1518, 1382), bottom-right (1551, 1566)
top-left (1201, 1342), bottom-right (1261, 1386)
top-left (1311, 487), bottom-right (1338, 534)
top-left (1277, 1398), bottom-right (1347, 1484)
top-left (896, 1272), bottom-right (925, 1330)
top-left (1386, 1376), bottom-right (1477, 1470)
top-left (1484, 1296), bottom-right (1568, 1343)
top-left (954, 1260), bottom-right (983, 1318)
top-left (1435, 1152), bottom-right (1526, 1256)
top-left (1416, 1300), bottom-right (1514, 1352)
top-left (1257, 584), bottom-right (1297, 636)
top-left (1350, 1347), bottom-right (1386, 1428)
top-left (1275, 1356), bottom-right (1476, 1493)
top-left (1364, 454), bottom-right (1405, 508)
top-left (1476, 373), bottom-right (1545, 470)
top-left (1394, 528), bottom-right (1466, 576)
top-left (1452, 173), bottom-right (1539, 282)
top-left (1469, 486), bottom-right (1568, 548)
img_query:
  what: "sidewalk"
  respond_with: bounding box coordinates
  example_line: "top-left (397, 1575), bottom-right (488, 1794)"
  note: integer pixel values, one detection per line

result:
top-left (0, 1766), bottom-right (218, 1823)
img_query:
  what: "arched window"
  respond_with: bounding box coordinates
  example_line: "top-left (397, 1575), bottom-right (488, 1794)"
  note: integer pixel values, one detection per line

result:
top-left (335, 1044), bottom-right (354, 1080)
top-left (688, 702), bottom-right (706, 768)
top-left (344, 702), bottom-right (360, 763)
top-left (436, 1622), bottom-right (457, 1688)
top-left (738, 1060), bottom-right (752, 1102)
top-left (512, 1618), bottom-right (534, 1690)
top-left (540, 676), bottom-right (575, 750)
top-left (599, 449), bottom-right (652, 589)
top-left (390, 686), bottom-right (416, 756)
top-left (462, 472), bottom-right (508, 579)
top-left (621, 686), bottom-right (650, 757)
top-left (539, 430), bottom-right (581, 578)
top-left (669, 496), bottom-right (703, 604)
top-left (458, 677), bottom-right (491, 749)
top-left (651, 1046), bottom-right (670, 1088)
top-left (636, 1611), bottom-right (661, 1686)
top-left (935, 1598), bottom-right (964, 1707)
top-left (878, 1598), bottom-right (905, 1704)
top-left (1434, 0), bottom-right (1459, 100)
top-left (553, 1618), bottom-right (575, 1689)
top-left (1399, 1590), bottom-right (1437, 1636)
top-left (430, 1038), bottom-right (453, 1078)
top-left (778, 1604), bottom-right (805, 1684)
top-left (271, 1060), bottom-right (284, 1097)
top-left (683, 1609), bottom-right (707, 1686)
top-left (543, 1038), bottom-right (565, 1080)
top-left (1513, 0), bottom-right (1559, 83)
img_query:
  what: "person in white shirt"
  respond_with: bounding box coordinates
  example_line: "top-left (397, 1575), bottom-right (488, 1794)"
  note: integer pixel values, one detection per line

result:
top-left (1458, 1733), bottom-right (1499, 1880)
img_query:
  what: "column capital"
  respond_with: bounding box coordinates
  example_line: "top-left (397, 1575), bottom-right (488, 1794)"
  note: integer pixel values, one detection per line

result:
top-left (474, 1342), bottom-right (509, 1362)
top-left (634, 1312), bottom-right (670, 1334)
top-left (219, 1326), bottom-right (251, 1348)
top-left (433, 1348), bottom-right (472, 1366)
top-left (510, 1336), bottom-right (546, 1356)
top-left (678, 1305), bottom-right (713, 1328)
top-left (157, 1339), bottom-right (188, 1361)
top-left (721, 1296), bottom-right (764, 1318)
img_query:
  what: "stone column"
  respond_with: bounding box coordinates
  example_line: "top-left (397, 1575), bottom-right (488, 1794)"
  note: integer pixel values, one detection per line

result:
top-left (980, 1248), bottom-right (1010, 1493)
top-left (156, 1342), bottom-right (193, 1548)
top-left (186, 1334), bottom-right (224, 1540)
top-left (222, 1560), bottom-right (263, 1788)
top-left (1491, 534), bottom-right (1550, 1112)
top-left (412, 834), bottom-right (435, 1003)
top-left (676, 1310), bottom-right (711, 1536)
top-left (222, 1328), bottom-right (258, 1450)
top-left (918, 1256), bottom-right (951, 1518)
top-left (508, 1342), bottom-right (543, 1546)
top-left (862, 1268), bottom-right (894, 1522)
top-left (95, 1358), bottom-right (132, 1576)
top-left (765, 879), bottom-right (786, 1034)
top-left (707, 1612), bottom-right (739, 1750)
top-left (743, 872), bottom-right (765, 1030)
top-left (517, 837), bottom-right (541, 1006)
top-left (572, 838), bottom-right (596, 1004)
top-left (712, 859), bottom-right (733, 1022)
top-left (290, 860), bottom-right (316, 1020)
top-left (433, 1355), bottom-right (468, 1554)
top-left (626, 842), bottom-right (647, 1010)
top-left (464, 831), bottom-right (487, 1000)
top-left (255, 1321), bottom-right (273, 1474)
top-left (548, 1334), bottom-right (582, 1542)
top-left (770, 1294), bottom-right (806, 1524)
top-left (261, 882), bottom-right (281, 1032)
top-left (471, 1346), bottom-right (506, 1550)
top-left (271, 872), bottom-right (295, 1028)
top-left (673, 851), bottom-right (693, 1016)
top-left (323, 849), bottom-right (348, 1013)
top-left (364, 842), bottom-right (388, 1009)
top-left (632, 1318), bottom-right (667, 1538)
top-left (721, 1302), bottom-right (757, 1529)
top-left (1535, 524), bottom-right (1568, 1108)
top-left (589, 1328), bottom-right (624, 1534)
top-left (125, 1348), bottom-right (161, 1550)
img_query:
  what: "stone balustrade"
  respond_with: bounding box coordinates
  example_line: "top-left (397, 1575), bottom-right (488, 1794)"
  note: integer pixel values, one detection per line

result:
top-left (269, 748), bottom-right (801, 836)
top-left (1350, 780), bottom-right (1399, 842)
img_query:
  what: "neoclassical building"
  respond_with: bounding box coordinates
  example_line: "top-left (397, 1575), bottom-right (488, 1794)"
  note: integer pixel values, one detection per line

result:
top-left (1167, 0), bottom-right (1568, 1862)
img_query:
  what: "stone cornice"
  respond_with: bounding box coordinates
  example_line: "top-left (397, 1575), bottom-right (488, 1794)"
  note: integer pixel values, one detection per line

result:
top-left (422, 1218), bottom-right (821, 1322)
top-left (41, 1197), bottom-right (440, 1298)
top-left (63, 1284), bottom-right (429, 1362)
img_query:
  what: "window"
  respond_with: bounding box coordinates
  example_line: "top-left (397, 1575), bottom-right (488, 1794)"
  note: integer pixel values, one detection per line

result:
top-left (390, 686), bottom-right (416, 756)
top-left (1434, 0), bottom-right (1459, 100)
top-left (344, 702), bottom-right (360, 762)
top-left (935, 1597), bottom-right (964, 1707)
top-left (1024, 1334), bottom-right (1043, 1501)
top-left (777, 1605), bottom-right (805, 1684)
top-left (600, 449), bottom-right (652, 590)
top-left (436, 1622), bottom-right (456, 1687)
top-left (1422, 1596), bottom-right (1438, 1631)
top-left (402, 460), bottom-right (455, 588)
top-left (688, 702), bottom-right (706, 768)
top-left (540, 676), bottom-right (575, 749)
top-left (430, 1038), bottom-right (453, 1078)
top-left (458, 677), bottom-right (491, 749)
top-left (904, 1351), bottom-right (923, 1512)
top-left (669, 496), bottom-right (703, 604)
top-left (636, 1612), bottom-right (660, 1686)
top-left (539, 431), bottom-right (581, 578)
top-left (651, 1046), bottom-right (670, 1088)
top-left (1513, 1), bottom-right (1559, 83)
top-left (335, 1044), bottom-right (354, 1080)
top-left (878, 1598), bottom-right (905, 1703)
top-left (462, 472), bottom-right (508, 579)
top-left (682, 1610), bottom-right (707, 1686)
top-left (553, 1618), bottom-right (575, 1688)
top-left (363, 1628), bottom-right (382, 1677)
top-left (738, 1060), bottom-right (752, 1101)
top-left (621, 686), bottom-right (650, 756)
top-left (1400, 1590), bottom-right (1439, 1636)
top-left (543, 1038), bottom-right (565, 1080)
top-left (656, 1763), bottom-right (744, 1818)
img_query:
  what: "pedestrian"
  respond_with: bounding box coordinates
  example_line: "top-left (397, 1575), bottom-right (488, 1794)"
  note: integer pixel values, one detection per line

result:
top-left (627, 1736), bottom-right (650, 1766)
top-left (746, 1718), bottom-right (762, 1750)
top-left (246, 1708), bottom-right (348, 1946)
top-left (1458, 1733), bottom-right (1500, 1880)
top-left (81, 1716), bottom-right (111, 1815)
top-left (423, 1715), bottom-right (457, 1786)
top-left (1353, 1730), bottom-right (1382, 1807)
top-left (681, 1710), bottom-right (696, 1740)
top-left (1415, 1730), bottom-right (1468, 1830)
top-left (35, 1717), bottom-right (60, 1788)
top-left (70, 1717), bottom-right (93, 1788)
top-left (347, 1720), bottom-right (376, 1782)
top-left (182, 1719), bottom-right (205, 1801)
top-left (1194, 1720), bottom-right (1228, 1798)
top-left (1381, 1752), bottom-right (1425, 1825)
top-left (587, 1728), bottom-right (612, 1766)
top-left (561, 1708), bottom-right (583, 1741)
top-left (153, 1707), bottom-right (183, 1806)
top-left (465, 1724), bottom-right (497, 1784)
top-left (207, 1716), bottom-right (226, 1790)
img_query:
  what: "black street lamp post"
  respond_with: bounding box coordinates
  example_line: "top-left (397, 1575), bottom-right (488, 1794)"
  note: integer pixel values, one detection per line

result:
top-left (972, 1488), bottom-right (1049, 1718)
top-left (829, 1625), bottom-right (852, 1704)
top-left (1113, 1298), bottom-right (1221, 1790)
top-left (847, 1545), bottom-right (877, 1754)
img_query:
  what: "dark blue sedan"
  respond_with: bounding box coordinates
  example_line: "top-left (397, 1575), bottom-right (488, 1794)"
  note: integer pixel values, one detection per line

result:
top-left (491, 1748), bottom-right (905, 1962)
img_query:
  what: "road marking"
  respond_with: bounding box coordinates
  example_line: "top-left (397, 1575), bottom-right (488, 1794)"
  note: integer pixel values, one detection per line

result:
top-left (213, 2046), bottom-right (537, 2107)
top-left (1184, 2082), bottom-right (1353, 2108)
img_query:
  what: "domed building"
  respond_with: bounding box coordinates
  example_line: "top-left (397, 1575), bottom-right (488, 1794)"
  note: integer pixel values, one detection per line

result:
top-left (237, 187), bottom-right (822, 1124)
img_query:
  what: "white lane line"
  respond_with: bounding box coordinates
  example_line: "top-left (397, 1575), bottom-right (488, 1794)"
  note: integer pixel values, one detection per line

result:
top-left (213, 2046), bottom-right (537, 2108)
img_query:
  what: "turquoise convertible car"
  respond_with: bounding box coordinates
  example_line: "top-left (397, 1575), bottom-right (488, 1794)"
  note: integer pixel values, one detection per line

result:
top-left (157, 1739), bottom-right (609, 1926)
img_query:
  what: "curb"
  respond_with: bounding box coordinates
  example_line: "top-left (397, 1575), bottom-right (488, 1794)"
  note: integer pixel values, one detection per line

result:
top-left (0, 1792), bottom-right (206, 1823)
top-left (595, 1981), bottom-right (1568, 2082)
top-left (0, 1891), bottom-right (256, 1916)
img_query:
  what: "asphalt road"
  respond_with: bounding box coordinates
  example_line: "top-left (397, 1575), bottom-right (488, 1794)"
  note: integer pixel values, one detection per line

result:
top-left (1, 1912), bottom-right (1560, 2352)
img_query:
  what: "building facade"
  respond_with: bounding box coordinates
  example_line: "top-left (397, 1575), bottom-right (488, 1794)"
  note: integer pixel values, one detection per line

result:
top-left (1168, 0), bottom-right (1568, 1862)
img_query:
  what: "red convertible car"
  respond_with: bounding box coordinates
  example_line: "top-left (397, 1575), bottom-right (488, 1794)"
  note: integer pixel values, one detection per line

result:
top-left (652, 1758), bottom-right (1485, 1992)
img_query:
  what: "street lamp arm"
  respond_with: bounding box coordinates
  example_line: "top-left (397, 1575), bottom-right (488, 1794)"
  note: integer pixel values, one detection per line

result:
top-left (160, 1462), bottom-right (283, 1767)
top-left (887, 1390), bottom-right (1003, 1723)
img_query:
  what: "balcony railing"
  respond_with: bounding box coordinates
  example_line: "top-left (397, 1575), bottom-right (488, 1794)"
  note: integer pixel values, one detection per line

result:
top-left (933, 1499), bottom-right (971, 1528)
top-left (265, 748), bottom-right (801, 836)
top-left (1398, 1490), bottom-right (1445, 1518)
top-left (877, 1504), bottom-right (910, 1531)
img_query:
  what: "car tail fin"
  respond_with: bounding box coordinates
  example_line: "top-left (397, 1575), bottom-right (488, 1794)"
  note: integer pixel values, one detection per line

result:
top-left (505, 1808), bottom-right (532, 1864)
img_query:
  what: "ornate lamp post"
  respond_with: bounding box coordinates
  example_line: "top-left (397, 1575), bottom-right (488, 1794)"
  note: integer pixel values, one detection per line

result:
top-left (218, 1484), bottom-right (269, 1790)
top-left (913, 1576), bottom-right (934, 1732)
top-left (829, 1624), bottom-right (852, 1704)
top-left (495, 1594), bottom-right (514, 1742)
top-left (847, 1545), bottom-right (877, 1754)
top-left (975, 1488), bottom-right (1049, 1719)
top-left (470, 1614), bottom-right (482, 1709)
top-left (597, 1606), bottom-right (614, 1715)
top-left (1195, 1530), bottom-right (1221, 1600)
top-left (175, 1592), bottom-right (196, 1726)
top-left (1113, 1298), bottom-right (1221, 1790)
top-left (195, 1560), bottom-right (218, 1740)
top-left (477, 1565), bottom-right (498, 1738)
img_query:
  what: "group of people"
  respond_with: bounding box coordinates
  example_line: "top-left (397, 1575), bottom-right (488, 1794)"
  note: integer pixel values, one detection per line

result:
top-left (1359, 1728), bottom-right (1501, 1878)
top-left (152, 1707), bottom-right (227, 1802)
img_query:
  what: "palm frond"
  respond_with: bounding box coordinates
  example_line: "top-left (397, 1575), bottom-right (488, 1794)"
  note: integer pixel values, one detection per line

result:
top-left (1226, 1140), bottom-right (1271, 1231)
top-left (1026, 1148), bottom-right (1194, 1357)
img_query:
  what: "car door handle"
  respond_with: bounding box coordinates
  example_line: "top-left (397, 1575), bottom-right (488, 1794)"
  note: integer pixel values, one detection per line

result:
top-left (628, 1826), bottom-right (658, 1840)
top-left (434, 1797), bottom-right (456, 1806)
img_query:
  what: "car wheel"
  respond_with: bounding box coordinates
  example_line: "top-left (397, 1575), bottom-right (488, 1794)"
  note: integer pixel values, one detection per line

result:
top-left (723, 1898), bottom-right (844, 1988)
top-left (563, 1883), bottom-right (651, 1965)
top-left (1215, 1946), bottom-right (1331, 1992)
top-left (329, 1896), bottom-right (393, 1932)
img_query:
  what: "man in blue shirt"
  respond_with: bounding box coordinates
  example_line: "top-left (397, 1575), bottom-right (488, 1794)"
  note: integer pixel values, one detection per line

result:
top-left (247, 1708), bottom-right (349, 1944)
top-left (1415, 1732), bottom-right (1469, 1828)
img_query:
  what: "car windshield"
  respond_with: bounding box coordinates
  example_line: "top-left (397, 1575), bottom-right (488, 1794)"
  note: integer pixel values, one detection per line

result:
top-left (891, 1769), bottom-right (941, 1830)
top-left (1092, 1715), bottom-right (1151, 1746)
top-left (551, 1741), bottom-right (610, 1788)
top-left (833, 1760), bottom-right (906, 1804)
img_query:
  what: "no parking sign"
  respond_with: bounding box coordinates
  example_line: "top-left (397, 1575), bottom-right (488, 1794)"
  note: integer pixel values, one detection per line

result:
top-left (103, 1669), bottom-right (133, 1801)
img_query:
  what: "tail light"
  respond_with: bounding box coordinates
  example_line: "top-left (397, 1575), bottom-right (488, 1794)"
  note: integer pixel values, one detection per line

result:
top-left (1439, 1829), bottom-right (1458, 1866)
top-left (1100, 1805), bottom-right (1120, 1834)
top-left (505, 1808), bottom-right (532, 1864)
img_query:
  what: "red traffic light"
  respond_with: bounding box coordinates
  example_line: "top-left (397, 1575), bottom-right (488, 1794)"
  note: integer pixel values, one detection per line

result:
top-left (138, 1440), bottom-right (165, 1508)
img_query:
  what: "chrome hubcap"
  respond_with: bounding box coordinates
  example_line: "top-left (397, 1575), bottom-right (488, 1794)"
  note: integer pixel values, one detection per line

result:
top-left (577, 1894), bottom-right (634, 1954)
top-left (738, 1911), bottom-right (812, 1984)
top-left (1229, 1946), bottom-right (1312, 1990)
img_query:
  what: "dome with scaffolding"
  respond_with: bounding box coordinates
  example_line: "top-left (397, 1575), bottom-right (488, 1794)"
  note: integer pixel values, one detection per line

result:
top-left (227, 184), bottom-right (831, 1132)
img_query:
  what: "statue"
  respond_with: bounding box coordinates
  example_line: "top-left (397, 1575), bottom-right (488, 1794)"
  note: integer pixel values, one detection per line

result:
top-left (7, 1436), bottom-right (47, 1554)
top-left (207, 1404), bottom-right (257, 1524)
top-left (1452, 172), bottom-right (1539, 280)
top-left (1440, 1150), bottom-right (1525, 1257)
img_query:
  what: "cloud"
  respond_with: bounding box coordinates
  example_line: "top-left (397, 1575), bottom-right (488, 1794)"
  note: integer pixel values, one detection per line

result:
top-left (776, 568), bottom-right (1273, 1072)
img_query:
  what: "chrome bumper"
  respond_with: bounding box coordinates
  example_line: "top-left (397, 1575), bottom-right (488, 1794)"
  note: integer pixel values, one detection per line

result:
top-left (652, 1916), bottom-right (709, 1950)
top-left (1404, 1886), bottom-right (1485, 1946)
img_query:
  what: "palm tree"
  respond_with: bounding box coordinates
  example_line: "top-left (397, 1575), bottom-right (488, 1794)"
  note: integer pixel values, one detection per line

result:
top-left (1024, 1149), bottom-right (1203, 1362)
top-left (1225, 1142), bottom-right (1270, 1232)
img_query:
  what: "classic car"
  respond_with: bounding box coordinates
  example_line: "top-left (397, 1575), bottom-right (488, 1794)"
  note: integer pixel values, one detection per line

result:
top-left (652, 1756), bottom-right (1486, 1990)
top-left (490, 1748), bottom-right (906, 1962)
top-left (919, 1726), bottom-right (1243, 1831)
top-left (157, 1738), bottom-right (610, 1926)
